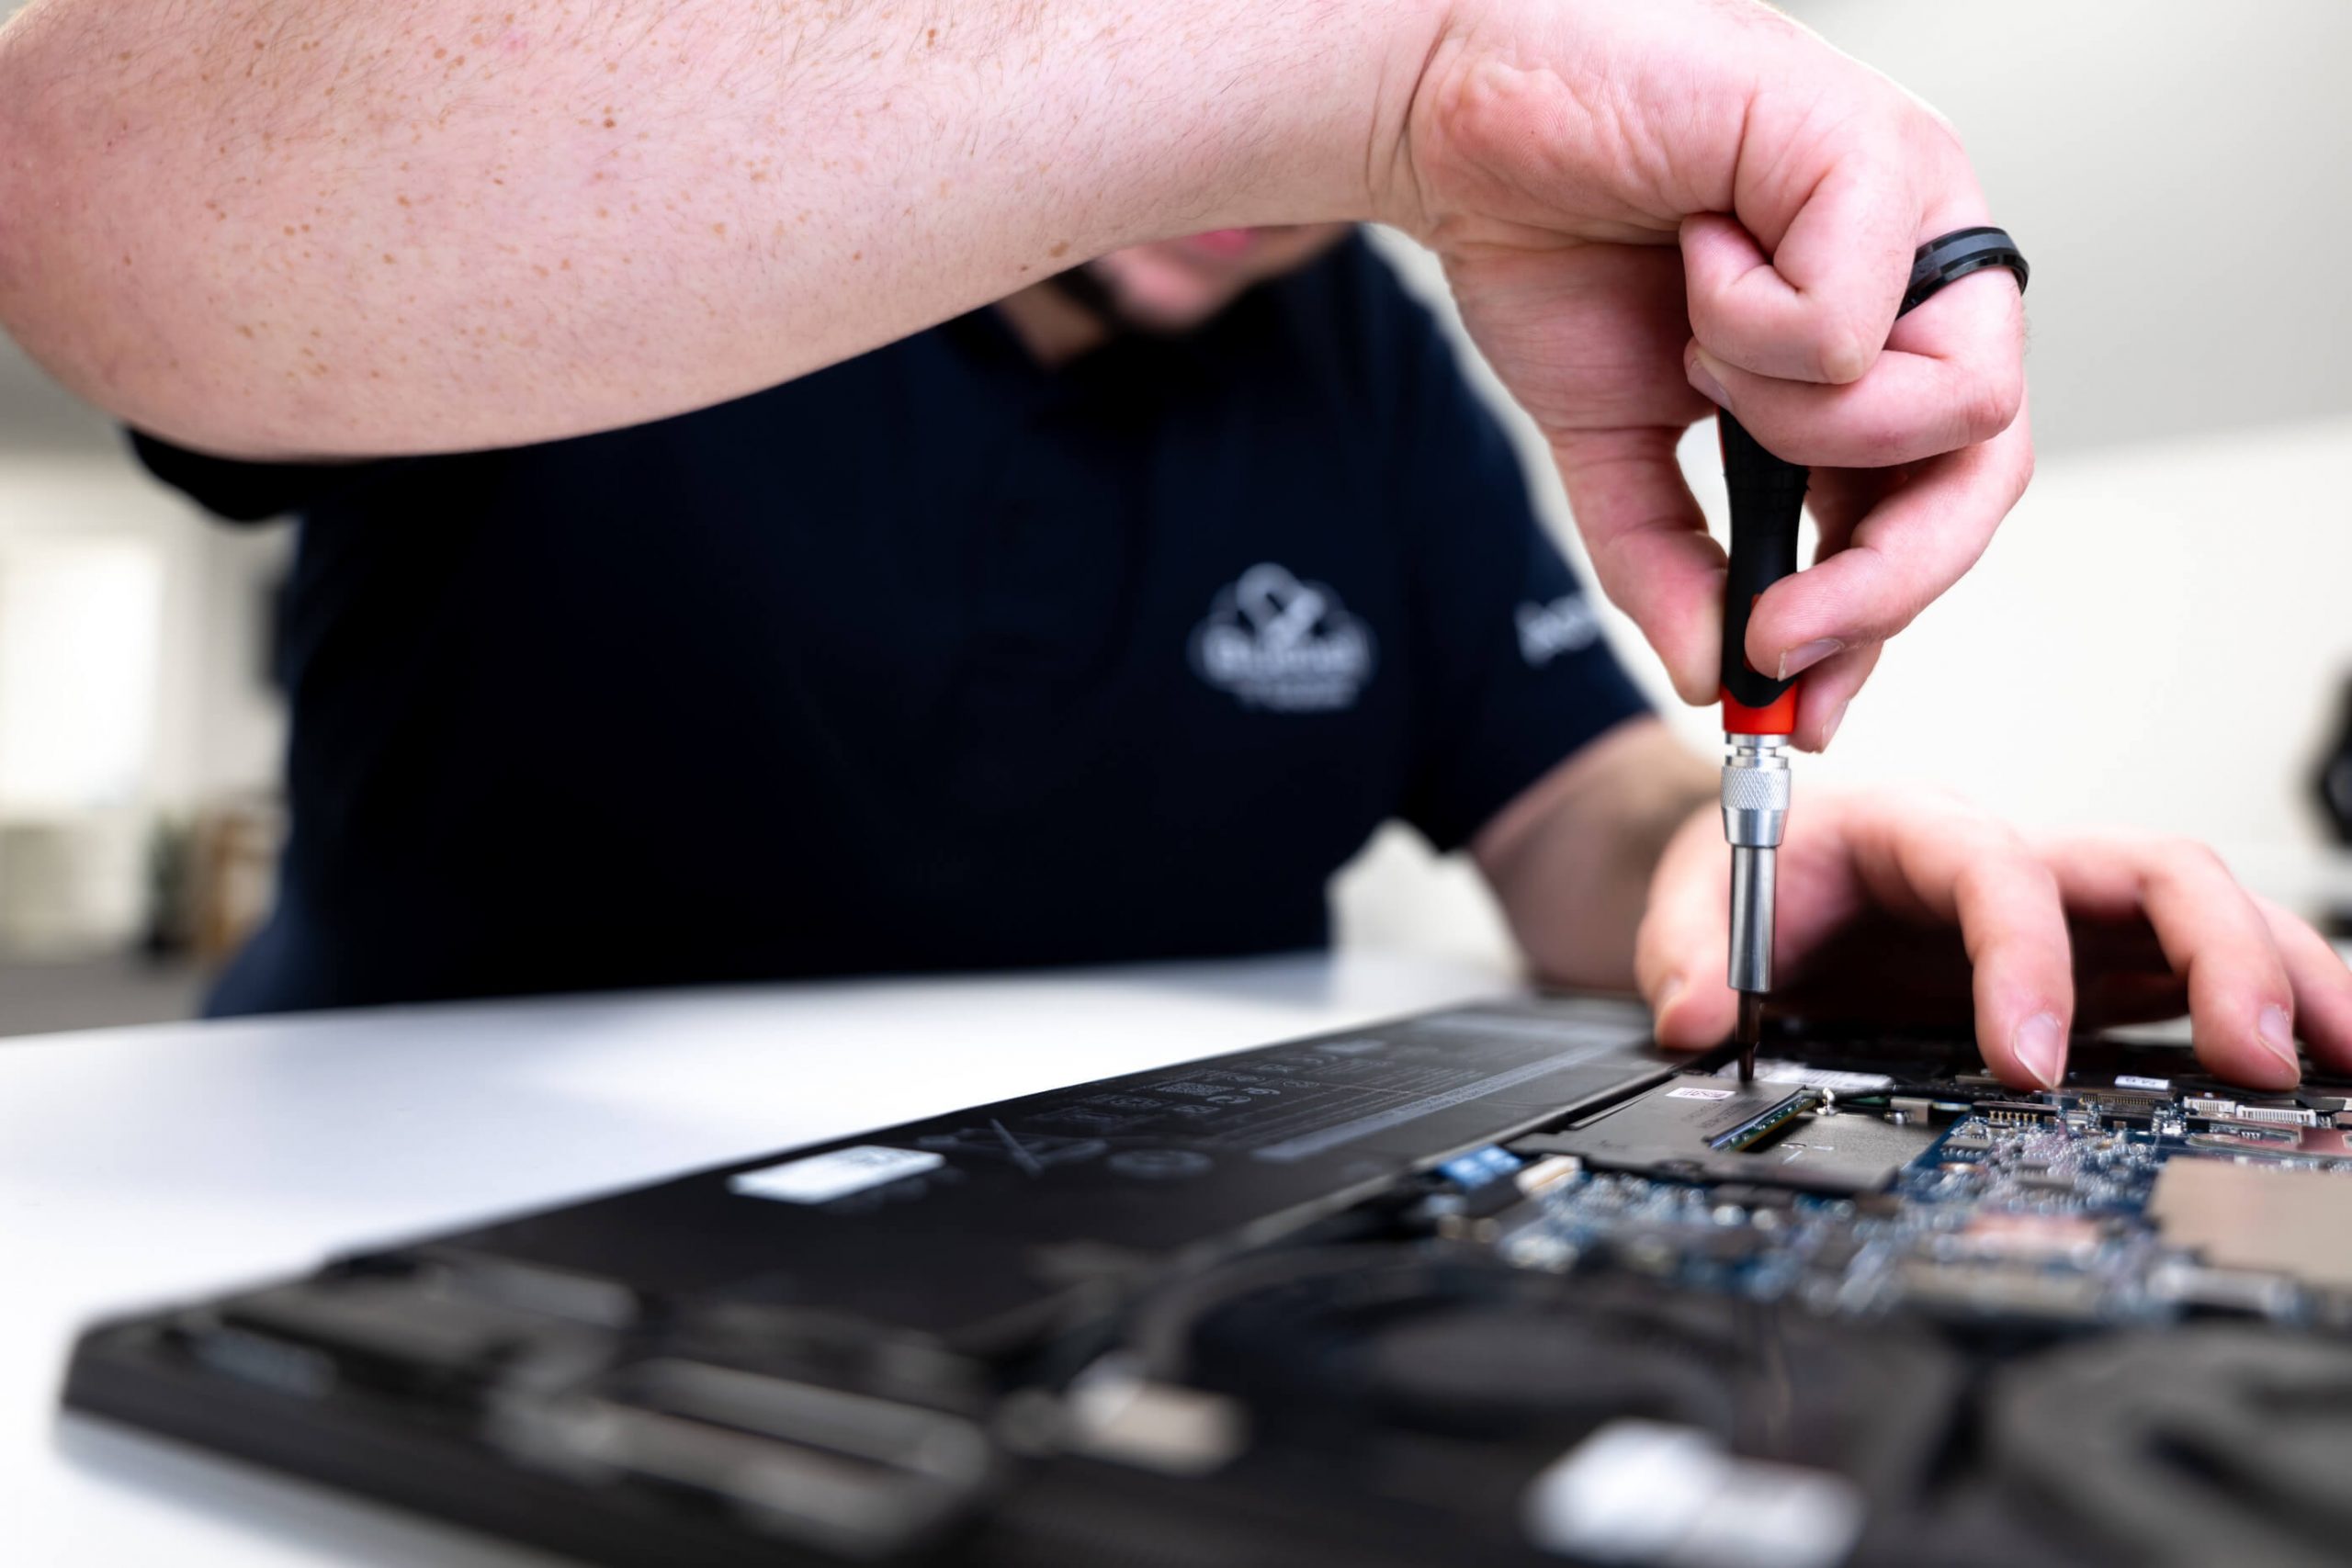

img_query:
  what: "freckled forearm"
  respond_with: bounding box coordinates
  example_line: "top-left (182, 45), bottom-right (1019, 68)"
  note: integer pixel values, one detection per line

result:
top-left (0, 0), bottom-right (1436, 457)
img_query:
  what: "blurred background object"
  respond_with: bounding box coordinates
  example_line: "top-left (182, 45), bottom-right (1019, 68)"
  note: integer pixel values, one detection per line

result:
top-left (2319, 679), bottom-right (2352, 850)
top-left (2314, 674), bottom-right (2352, 938)
top-left (2, 0), bottom-right (2348, 1027)
top-left (0, 451), bottom-right (288, 1032)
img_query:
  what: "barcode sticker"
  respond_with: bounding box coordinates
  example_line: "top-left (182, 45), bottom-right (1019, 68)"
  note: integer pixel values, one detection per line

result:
top-left (2115, 1075), bottom-right (2170, 1092)
top-left (1667, 1087), bottom-right (1736, 1100)
top-left (729, 1145), bottom-right (944, 1204)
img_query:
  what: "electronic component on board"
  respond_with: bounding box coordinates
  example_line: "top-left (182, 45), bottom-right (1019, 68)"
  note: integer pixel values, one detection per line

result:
top-left (2147, 1158), bottom-right (2352, 1292)
top-left (1517, 1076), bottom-right (1935, 1194)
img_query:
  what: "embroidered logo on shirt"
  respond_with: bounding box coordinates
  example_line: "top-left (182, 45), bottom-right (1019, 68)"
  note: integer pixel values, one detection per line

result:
top-left (1191, 563), bottom-right (1375, 713)
top-left (1516, 592), bottom-right (1601, 667)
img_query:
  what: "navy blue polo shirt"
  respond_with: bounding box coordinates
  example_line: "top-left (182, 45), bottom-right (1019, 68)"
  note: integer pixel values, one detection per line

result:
top-left (134, 233), bottom-right (1648, 1016)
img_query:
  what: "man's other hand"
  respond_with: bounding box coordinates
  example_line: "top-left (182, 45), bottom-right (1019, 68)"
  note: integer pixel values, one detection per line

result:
top-left (1634, 791), bottom-right (2352, 1091)
top-left (1385, 0), bottom-right (2031, 748)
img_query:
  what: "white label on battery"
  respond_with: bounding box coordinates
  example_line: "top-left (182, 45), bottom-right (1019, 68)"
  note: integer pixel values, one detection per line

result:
top-left (1716, 1060), bottom-right (1895, 1092)
top-left (2115, 1075), bottom-right (2171, 1092)
top-left (1667, 1087), bottom-right (1736, 1100)
top-left (729, 1145), bottom-right (944, 1204)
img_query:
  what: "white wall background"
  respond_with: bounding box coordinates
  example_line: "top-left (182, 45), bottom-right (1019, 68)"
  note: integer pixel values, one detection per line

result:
top-left (1792, 0), bottom-right (2352, 458)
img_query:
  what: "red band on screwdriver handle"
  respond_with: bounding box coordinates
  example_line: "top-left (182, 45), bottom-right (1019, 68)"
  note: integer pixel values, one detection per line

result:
top-left (1722, 685), bottom-right (1799, 737)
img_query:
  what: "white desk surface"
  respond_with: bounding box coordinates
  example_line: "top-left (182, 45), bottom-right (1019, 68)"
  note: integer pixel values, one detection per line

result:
top-left (0, 949), bottom-right (1516, 1567)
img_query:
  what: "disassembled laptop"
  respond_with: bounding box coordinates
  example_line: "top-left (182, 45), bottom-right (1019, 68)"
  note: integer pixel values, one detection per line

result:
top-left (63, 998), bottom-right (2352, 1567)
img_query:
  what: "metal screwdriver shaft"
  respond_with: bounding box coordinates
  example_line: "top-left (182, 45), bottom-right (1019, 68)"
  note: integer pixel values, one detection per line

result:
top-left (1723, 732), bottom-right (1791, 1081)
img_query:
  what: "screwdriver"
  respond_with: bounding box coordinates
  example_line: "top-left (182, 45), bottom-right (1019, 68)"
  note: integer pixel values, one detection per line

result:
top-left (1719, 227), bottom-right (2030, 1084)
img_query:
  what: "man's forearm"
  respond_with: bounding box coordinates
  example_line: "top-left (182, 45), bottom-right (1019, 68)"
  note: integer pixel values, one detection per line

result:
top-left (0, 0), bottom-right (1427, 458)
top-left (1474, 717), bottom-right (1717, 994)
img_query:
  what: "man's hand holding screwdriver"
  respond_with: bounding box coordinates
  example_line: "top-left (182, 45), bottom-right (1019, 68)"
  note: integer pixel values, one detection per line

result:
top-left (1396, 0), bottom-right (2031, 751)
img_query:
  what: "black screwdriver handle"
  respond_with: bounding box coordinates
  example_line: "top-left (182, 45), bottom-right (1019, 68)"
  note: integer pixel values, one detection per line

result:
top-left (1718, 412), bottom-right (1809, 711)
top-left (1716, 226), bottom-right (2030, 715)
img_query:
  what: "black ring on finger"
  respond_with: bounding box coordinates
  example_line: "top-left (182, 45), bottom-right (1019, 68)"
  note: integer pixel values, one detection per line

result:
top-left (1903, 226), bottom-right (2030, 316)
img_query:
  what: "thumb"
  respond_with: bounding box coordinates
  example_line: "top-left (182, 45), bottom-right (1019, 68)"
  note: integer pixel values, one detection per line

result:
top-left (1634, 813), bottom-right (1740, 1050)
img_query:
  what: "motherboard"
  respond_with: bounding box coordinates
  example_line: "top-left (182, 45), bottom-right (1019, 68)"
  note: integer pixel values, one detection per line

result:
top-left (62, 998), bottom-right (2352, 1568)
top-left (1487, 1060), bottom-right (2352, 1329)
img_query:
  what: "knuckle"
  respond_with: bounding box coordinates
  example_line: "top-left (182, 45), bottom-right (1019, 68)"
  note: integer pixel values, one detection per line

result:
top-left (1831, 546), bottom-right (1926, 641)
top-left (1959, 363), bottom-right (2026, 443)
top-left (1954, 818), bottom-right (2029, 868)
top-left (2099, 827), bottom-right (2168, 864)
top-left (1687, 276), bottom-right (1744, 344)
top-left (1685, 284), bottom-right (1725, 344)
top-left (1916, 785), bottom-right (1985, 822)
top-left (2157, 836), bottom-right (2231, 880)
top-left (1892, 88), bottom-right (1965, 151)
top-left (1837, 403), bottom-right (1911, 469)
top-left (1883, 565), bottom-right (1949, 636)
top-left (2004, 425), bottom-right (2041, 501)
top-left (1873, 594), bottom-right (1927, 640)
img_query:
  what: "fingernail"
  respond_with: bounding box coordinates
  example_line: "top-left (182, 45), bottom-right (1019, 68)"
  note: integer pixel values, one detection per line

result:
top-left (2256, 1004), bottom-right (2300, 1074)
top-left (1821, 699), bottom-right (1849, 750)
top-left (1777, 637), bottom-right (1846, 681)
top-left (1686, 350), bottom-right (1729, 408)
top-left (2012, 1011), bottom-right (2065, 1089)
